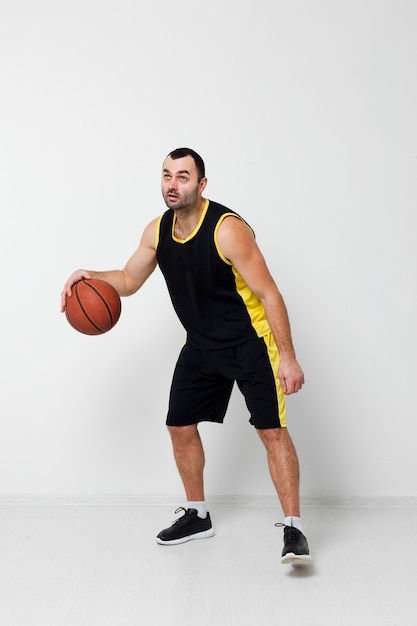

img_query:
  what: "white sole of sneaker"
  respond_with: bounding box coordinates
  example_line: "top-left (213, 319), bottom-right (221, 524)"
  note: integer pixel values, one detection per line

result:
top-left (281, 553), bottom-right (312, 565)
top-left (156, 528), bottom-right (215, 546)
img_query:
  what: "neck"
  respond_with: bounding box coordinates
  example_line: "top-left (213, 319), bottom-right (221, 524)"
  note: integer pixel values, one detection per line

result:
top-left (174, 198), bottom-right (206, 239)
top-left (174, 197), bottom-right (205, 221)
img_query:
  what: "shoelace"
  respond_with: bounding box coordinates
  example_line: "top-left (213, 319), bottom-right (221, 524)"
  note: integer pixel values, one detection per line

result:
top-left (275, 523), bottom-right (301, 540)
top-left (171, 507), bottom-right (189, 525)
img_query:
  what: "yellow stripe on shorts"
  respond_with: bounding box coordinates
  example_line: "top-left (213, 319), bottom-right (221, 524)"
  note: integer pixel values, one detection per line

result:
top-left (262, 332), bottom-right (287, 428)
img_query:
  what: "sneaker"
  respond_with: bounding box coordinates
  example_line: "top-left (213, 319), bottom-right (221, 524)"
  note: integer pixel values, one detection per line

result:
top-left (277, 523), bottom-right (311, 565)
top-left (156, 507), bottom-right (215, 545)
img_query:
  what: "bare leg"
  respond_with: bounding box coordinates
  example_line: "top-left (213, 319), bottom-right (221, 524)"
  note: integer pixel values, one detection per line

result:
top-left (257, 428), bottom-right (300, 516)
top-left (167, 424), bottom-right (205, 501)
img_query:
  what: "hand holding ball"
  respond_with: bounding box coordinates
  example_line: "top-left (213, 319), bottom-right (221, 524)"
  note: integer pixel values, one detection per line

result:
top-left (65, 278), bottom-right (121, 335)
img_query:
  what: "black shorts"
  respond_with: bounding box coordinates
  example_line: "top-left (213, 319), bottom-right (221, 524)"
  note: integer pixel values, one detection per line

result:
top-left (166, 333), bottom-right (286, 429)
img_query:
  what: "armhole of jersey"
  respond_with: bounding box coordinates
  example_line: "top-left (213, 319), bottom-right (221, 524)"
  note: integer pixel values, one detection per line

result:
top-left (155, 213), bottom-right (164, 250)
top-left (214, 213), bottom-right (255, 264)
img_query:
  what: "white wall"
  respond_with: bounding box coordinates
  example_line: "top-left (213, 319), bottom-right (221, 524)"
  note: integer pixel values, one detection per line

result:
top-left (1, 0), bottom-right (416, 499)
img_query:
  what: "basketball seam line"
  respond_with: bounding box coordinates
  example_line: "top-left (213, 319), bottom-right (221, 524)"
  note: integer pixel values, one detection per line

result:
top-left (74, 280), bottom-right (113, 332)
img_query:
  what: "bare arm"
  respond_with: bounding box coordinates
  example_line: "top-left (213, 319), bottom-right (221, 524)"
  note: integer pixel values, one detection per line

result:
top-left (216, 216), bottom-right (305, 395)
top-left (60, 218), bottom-right (159, 312)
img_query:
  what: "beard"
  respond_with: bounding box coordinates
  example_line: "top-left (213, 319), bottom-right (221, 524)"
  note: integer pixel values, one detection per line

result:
top-left (162, 185), bottom-right (200, 211)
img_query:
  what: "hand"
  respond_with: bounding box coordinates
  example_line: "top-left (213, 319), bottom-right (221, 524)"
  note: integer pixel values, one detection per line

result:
top-left (60, 269), bottom-right (91, 312)
top-left (278, 357), bottom-right (305, 395)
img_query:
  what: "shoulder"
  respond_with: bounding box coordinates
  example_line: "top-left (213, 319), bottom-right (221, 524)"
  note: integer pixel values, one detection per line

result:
top-left (144, 215), bottom-right (162, 235)
top-left (208, 200), bottom-right (254, 232)
top-left (156, 209), bottom-right (175, 234)
top-left (208, 200), bottom-right (238, 218)
top-left (215, 210), bottom-right (257, 264)
top-left (141, 215), bottom-right (164, 250)
top-left (217, 214), bottom-right (255, 243)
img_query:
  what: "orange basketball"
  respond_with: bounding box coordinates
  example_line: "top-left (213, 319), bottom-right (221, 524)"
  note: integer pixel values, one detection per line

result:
top-left (65, 278), bottom-right (121, 335)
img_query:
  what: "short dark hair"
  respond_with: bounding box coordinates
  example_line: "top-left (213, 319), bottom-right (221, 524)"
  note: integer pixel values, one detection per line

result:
top-left (168, 147), bottom-right (206, 181)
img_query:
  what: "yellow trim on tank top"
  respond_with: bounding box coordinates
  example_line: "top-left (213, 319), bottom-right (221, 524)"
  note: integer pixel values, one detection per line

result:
top-left (155, 213), bottom-right (164, 249)
top-left (172, 198), bottom-right (210, 243)
top-left (214, 213), bottom-right (271, 340)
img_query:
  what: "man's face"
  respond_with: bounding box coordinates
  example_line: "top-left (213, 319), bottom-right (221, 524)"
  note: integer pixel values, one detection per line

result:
top-left (161, 155), bottom-right (206, 211)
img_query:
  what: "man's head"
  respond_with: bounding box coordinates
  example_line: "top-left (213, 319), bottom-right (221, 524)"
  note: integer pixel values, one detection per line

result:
top-left (168, 148), bottom-right (205, 181)
top-left (162, 147), bottom-right (207, 211)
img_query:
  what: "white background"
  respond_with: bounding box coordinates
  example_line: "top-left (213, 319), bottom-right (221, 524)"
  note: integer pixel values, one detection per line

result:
top-left (1, 0), bottom-right (416, 499)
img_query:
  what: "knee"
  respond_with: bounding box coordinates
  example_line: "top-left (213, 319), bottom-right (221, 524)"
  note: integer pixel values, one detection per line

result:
top-left (257, 427), bottom-right (291, 448)
top-left (167, 424), bottom-right (199, 444)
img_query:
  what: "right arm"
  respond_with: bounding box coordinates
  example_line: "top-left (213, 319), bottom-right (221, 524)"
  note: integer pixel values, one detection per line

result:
top-left (60, 217), bottom-right (159, 312)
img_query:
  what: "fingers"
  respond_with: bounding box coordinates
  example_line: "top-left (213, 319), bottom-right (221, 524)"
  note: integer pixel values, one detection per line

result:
top-left (279, 374), bottom-right (288, 395)
top-left (281, 379), bottom-right (304, 395)
top-left (283, 383), bottom-right (303, 395)
top-left (60, 270), bottom-right (91, 312)
top-left (279, 366), bottom-right (305, 396)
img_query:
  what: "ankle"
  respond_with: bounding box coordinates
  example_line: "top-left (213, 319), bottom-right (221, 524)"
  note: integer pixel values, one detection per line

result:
top-left (284, 516), bottom-right (303, 533)
top-left (187, 501), bottom-right (208, 519)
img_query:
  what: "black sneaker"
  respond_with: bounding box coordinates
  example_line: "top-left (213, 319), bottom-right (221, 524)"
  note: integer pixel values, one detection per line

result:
top-left (156, 507), bottom-right (215, 545)
top-left (277, 523), bottom-right (311, 565)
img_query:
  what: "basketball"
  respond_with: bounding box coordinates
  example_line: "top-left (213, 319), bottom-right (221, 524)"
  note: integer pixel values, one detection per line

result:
top-left (65, 278), bottom-right (122, 335)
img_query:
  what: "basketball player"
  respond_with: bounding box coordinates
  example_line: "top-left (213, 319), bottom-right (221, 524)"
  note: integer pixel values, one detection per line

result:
top-left (61, 148), bottom-right (310, 565)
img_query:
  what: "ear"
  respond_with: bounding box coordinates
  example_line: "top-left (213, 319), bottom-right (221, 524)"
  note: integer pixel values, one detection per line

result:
top-left (199, 177), bottom-right (208, 194)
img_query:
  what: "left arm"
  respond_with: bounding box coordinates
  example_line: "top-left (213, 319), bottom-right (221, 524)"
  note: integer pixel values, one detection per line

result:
top-left (216, 216), bottom-right (305, 395)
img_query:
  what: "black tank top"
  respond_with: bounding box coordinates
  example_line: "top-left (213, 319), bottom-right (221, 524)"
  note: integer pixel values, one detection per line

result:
top-left (156, 199), bottom-right (270, 349)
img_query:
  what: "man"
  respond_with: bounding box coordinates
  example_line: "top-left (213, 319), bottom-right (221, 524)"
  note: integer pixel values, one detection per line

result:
top-left (61, 148), bottom-right (311, 565)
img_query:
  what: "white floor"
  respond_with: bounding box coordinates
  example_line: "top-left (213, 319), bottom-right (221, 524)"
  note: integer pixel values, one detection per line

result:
top-left (1, 499), bottom-right (416, 626)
